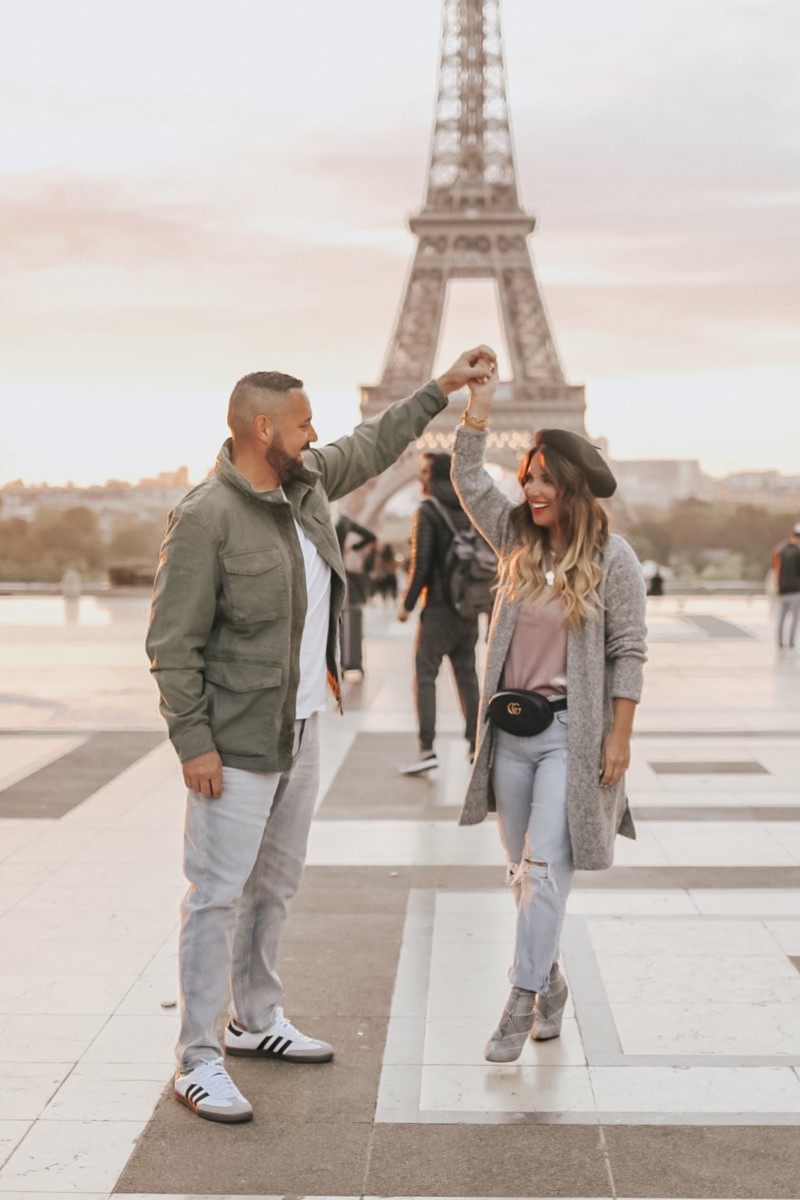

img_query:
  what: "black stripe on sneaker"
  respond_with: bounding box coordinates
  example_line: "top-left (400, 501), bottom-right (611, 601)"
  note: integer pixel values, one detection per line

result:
top-left (185, 1084), bottom-right (201, 1102)
top-left (227, 1023), bottom-right (243, 1039)
top-left (273, 1037), bottom-right (290, 1056)
top-left (257, 1033), bottom-right (275, 1052)
top-left (195, 1089), bottom-right (209, 1102)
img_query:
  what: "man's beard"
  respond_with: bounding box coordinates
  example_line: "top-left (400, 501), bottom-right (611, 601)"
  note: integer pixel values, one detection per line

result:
top-left (266, 435), bottom-right (307, 485)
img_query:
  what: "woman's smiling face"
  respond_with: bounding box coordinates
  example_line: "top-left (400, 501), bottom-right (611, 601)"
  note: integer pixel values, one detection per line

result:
top-left (522, 451), bottom-right (563, 532)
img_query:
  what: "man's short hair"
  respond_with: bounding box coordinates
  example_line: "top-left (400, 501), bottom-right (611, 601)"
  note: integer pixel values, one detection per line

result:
top-left (227, 371), bottom-right (304, 436)
top-left (236, 371), bottom-right (303, 394)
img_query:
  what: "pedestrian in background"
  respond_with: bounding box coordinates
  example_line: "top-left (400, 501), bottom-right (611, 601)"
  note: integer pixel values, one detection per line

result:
top-left (397, 451), bottom-right (481, 774)
top-left (452, 366), bottom-right (647, 1063)
top-left (336, 514), bottom-right (376, 673)
top-left (774, 523), bottom-right (800, 649)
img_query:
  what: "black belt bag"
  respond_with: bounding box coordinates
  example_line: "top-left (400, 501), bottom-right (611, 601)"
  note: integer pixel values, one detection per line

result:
top-left (486, 689), bottom-right (567, 737)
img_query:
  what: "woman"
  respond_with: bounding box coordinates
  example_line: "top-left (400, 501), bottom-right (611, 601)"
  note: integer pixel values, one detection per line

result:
top-left (452, 370), bottom-right (647, 1063)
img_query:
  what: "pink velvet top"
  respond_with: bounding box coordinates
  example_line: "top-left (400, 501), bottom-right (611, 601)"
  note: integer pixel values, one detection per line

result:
top-left (502, 593), bottom-right (568, 697)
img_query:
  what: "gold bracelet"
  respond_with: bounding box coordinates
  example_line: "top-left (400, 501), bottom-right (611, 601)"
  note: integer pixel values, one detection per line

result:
top-left (461, 410), bottom-right (490, 430)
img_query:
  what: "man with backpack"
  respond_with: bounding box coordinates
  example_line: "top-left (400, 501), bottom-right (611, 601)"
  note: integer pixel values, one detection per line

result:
top-left (775, 523), bottom-right (800, 650)
top-left (397, 451), bottom-right (497, 774)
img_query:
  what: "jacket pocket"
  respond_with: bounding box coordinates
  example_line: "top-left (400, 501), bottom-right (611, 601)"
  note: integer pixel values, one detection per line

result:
top-left (204, 658), bottom-right (283, 756)
top-left (221, 548), bottom-right (286, 623)
top-left (205, 658), bottom-right (282, 692)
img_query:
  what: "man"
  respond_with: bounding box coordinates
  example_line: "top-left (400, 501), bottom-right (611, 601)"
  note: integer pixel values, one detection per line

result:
top-left (397, 451), bottom-right (481, 774)
top-left (335, 513), bottom-right (376, 672)
top-left (146, 345), bottom-right (495, 1123)
top-left (776, 523), bottom-right (800, 649)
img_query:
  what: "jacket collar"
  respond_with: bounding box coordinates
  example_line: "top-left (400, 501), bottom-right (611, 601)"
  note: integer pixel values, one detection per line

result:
top-left (214, 439), bottom-right (320, 505)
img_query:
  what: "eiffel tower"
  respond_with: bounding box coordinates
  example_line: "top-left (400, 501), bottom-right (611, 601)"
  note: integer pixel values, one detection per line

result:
top-left (347, 0), bottom-right (587, 525)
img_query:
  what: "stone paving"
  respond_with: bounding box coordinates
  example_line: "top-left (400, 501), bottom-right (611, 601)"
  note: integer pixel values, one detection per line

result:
top-left (1, 591), bottom-right (799, 1198)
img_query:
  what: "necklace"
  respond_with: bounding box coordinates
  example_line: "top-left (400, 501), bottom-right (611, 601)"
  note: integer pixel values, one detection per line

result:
top-left (544, 546), bottom-right (564, 586)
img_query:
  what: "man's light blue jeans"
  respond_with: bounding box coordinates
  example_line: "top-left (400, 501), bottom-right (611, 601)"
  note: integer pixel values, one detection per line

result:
top-left (491, 712), bottom-right (573, 994)
top-left (177, 715), bottom-right (320, 1071)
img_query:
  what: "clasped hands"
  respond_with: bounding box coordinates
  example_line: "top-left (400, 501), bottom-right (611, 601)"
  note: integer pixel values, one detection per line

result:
top-left (435, 345), bottom-right (497, 396)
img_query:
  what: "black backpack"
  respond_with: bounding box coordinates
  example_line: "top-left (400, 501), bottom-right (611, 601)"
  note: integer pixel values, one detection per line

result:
top-left (427, 497), bottom-right (498, 618)
top-left (778, 543), bottom-right (800, 594)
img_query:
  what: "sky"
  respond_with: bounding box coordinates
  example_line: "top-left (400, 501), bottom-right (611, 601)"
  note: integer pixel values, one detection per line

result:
top-left (1, 0), bottom-right (799, 487)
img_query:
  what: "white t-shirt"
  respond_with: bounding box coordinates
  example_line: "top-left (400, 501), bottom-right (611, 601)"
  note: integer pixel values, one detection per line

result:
top-left (291, 513), bottom-right (332, 719)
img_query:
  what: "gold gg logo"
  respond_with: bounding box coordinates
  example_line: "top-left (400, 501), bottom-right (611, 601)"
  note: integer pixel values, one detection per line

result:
top-left (507, 702), bottom-right (522, 715)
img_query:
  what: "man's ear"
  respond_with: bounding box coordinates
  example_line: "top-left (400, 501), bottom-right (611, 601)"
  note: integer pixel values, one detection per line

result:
top-left (253, 413), bottom-right (273, 444)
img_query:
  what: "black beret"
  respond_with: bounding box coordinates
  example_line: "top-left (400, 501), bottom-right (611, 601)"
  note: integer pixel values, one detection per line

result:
top-left (534, 429), bottom-right (617, 498)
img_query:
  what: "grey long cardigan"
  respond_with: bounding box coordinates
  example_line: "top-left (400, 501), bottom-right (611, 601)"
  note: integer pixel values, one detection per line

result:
top-left (452, 426), bottom-right (647, 871)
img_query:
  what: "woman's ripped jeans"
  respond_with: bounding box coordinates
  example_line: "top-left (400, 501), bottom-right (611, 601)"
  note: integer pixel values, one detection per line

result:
top-left (491, 713), bottom-right (574, 993)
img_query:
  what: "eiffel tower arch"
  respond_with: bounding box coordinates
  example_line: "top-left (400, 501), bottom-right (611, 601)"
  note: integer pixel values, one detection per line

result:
top-left (344, 0), bottom-right (587, 527)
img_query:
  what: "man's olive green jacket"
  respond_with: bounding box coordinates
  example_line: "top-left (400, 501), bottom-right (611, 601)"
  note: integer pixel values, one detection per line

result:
top-left (146, 381), bottom-right (447, 774)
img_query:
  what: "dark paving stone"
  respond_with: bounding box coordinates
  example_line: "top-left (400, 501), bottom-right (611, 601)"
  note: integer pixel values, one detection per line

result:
top-left (306, 863), bottom-right (800, 891)
top-left (578, 865), bottom-right (800, 889)
top-left (292, 880), bottom-right (410, 914)
top-left (116, 1099), bottom-right (371, 1195)
top-left (0, 730), bottom-right (165, 818)
top-left (319, 730), bottom-right (461, 819)
top-left (367, 1123), bottom-right (612, 1197)
top-left (278, 915), bottom-right (404, 1018)
top-left (231, 1016), bottom-right (388, 1122)
top-left (681, 613), bottom-right (754, 639)
top-left (606, 1125), bottom-right (800, 1197)
top-left (649, 760), bottom-right (768, 775)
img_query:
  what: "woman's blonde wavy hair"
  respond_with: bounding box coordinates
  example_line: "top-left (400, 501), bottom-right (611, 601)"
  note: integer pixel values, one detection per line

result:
top-left (498, 443), bottom-right (609, 630)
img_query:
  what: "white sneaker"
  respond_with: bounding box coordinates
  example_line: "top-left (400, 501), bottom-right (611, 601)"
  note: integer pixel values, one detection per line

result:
top-left (225, 1008), bottom-right (334, 1062)
top-left (174, 1057), bottom-right (253, 1123)
top-left (399, 752), bottom-right (438, 775)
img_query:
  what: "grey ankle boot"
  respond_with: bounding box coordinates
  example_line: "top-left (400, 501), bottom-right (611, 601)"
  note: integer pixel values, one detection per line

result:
top-left (531, 963), bottom-right (569, 1041)
top-left (484, 986), bottom-right (536, 1062)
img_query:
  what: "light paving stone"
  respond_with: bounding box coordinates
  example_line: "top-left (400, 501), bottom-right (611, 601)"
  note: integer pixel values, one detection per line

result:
top-left (0, 1016), bottom-right (108, 1064)
top-left (3, 828), bottom-right (101, 868)
top-left (0, 910), bottom-right (177, 945)
top-left (0, 975), bottom-right (136, 1017)
top-left (590, 1065), bottom-right (800, 1115)
top-left (0, 1194), bottom-right (109, 1200)
top-left (12, 884), bottom-right (183, 915)
top-left (66, 830), bottom-right (180, 867)
top-left (79, 1014), bottom-right (177, 1064)
top-left (112, 977), bottom-right (179, 1017)
top-left (306, 818), bottom-right (501, 867)
top-left (0, 867), bottom-right (53, 892)
top-left (610, 1001), bottom-right (800, 1056)
top-left (45, 863), bottom-right (180, 890)
top-left (41, 1076), bottom-right (166, 1123)
top-left (0, 890), bottom-right (27, 919)
top-left (764, 920), bottom-right (800, 955)
top-left (419, 1064), bottom-right (595, 1114)
top-left (0, 1067), bottom-right (70, 1123)
top-left (598, 953), bottom-right (800, 1005)
top-left (0, 825), bottom-right (49, 864)
top-left (649, 822), bottom-right (799, 866)
top-left (566, 890), bottom-right (699, 915)
top-left (0, 941), bottom-right (162, 976)
top-left (0, 1120), bottom-right (141, 1192)
top-left (587, 917), bottom-right (784, 958)
top-left (0, 1123), bottom-right (32, 1167)
top-left (422, 1017), bottom-right (585, 1067)
top-left (691, 890), bottom-right (800, 916)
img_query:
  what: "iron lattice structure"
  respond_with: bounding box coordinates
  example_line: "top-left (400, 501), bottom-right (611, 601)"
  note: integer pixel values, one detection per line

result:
top-left (347, 0), bottom-right (586, 525)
